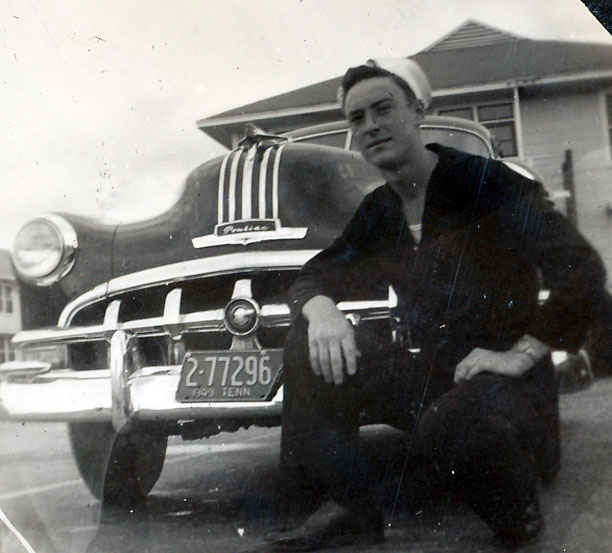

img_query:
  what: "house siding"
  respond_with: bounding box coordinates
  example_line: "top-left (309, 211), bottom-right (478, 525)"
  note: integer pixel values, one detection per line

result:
top-left (520, 88), bottom-right (612, 279)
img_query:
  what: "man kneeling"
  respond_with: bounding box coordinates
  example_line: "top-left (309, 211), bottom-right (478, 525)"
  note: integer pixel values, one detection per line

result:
top-left (272, 57), bottom-right (606, 550)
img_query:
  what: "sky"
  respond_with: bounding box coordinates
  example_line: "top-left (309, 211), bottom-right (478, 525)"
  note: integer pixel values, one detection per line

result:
top-left (0, 0), bottom-right (610, 249)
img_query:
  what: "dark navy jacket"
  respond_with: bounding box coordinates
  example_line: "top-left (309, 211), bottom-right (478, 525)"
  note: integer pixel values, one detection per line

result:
top-left (288, 144), bottom-right (607, 372)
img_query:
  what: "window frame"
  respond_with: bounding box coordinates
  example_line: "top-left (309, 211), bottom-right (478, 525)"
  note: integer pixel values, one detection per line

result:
top-left (4, 285), bottom-right (12, 314)
top-left (436, 100), bottom-right (518, 158)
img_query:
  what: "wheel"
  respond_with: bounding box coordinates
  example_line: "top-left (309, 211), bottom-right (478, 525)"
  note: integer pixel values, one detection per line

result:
top-left (68, 422), bottom-right (168, 505)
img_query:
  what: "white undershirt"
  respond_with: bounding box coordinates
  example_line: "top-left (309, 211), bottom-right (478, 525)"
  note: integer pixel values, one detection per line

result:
top-left (409, 223), bottom-right (422, 244)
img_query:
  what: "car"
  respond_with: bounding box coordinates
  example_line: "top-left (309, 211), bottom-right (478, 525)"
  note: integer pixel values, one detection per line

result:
top-left (0, 114), bottom-right (589, 505)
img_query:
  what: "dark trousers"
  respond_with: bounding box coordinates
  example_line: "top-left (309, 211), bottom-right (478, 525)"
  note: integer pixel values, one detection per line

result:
top-left (280, 318), bottom-right (560, 528)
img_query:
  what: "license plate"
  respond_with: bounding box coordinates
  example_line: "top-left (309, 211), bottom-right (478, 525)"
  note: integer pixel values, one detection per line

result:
top-left (175, 349), bottom-right (284, 402)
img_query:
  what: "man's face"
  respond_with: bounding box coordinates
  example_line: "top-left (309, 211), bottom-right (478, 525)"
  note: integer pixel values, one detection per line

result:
top-left (344, 76), bottom-right (422, 170)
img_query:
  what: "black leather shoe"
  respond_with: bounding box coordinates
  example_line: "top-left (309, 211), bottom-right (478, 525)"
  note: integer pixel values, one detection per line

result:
top-left (264, 500), bottom-right (384, 551)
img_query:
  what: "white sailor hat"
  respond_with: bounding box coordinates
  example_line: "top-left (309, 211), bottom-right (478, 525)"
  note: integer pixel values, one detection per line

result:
top-left (338, 57), bottom-right (432, 111)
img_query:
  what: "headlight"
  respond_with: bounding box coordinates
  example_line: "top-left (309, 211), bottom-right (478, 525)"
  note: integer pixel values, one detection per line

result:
top-left (12, 214), bottom-right (78, 286)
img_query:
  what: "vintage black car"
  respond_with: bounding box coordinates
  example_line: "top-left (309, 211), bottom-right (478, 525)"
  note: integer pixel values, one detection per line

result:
top-left (0, 115), bottom-right (586, 504)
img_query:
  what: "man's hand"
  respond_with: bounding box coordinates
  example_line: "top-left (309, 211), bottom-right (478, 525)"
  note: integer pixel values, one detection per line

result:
top-left (302, 295), bottom-right (358, 385)
top-left (454, 347), bottom-right (535, 384)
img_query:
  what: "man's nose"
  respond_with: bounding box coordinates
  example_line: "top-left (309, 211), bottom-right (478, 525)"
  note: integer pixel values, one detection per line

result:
top-left (362, 111), bottom-right (379, 134)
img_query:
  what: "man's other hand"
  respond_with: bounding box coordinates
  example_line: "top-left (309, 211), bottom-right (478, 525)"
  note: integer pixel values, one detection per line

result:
top-left (454, 347), bottom-right (534, 384)
top-left (302, 295), bottom-right (358, 385)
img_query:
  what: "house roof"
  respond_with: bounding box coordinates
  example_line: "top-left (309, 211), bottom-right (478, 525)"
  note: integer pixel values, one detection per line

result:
top-left (197, 20), bottom-right (612, 147)
top-left (0, 250), bottom-right (15, 281)
top-left (424, 19), bottom-right (522, 52)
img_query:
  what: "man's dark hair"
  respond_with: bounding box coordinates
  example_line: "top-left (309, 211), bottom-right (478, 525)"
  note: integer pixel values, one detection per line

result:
top-left (340, 64), bottom-right (417, 109)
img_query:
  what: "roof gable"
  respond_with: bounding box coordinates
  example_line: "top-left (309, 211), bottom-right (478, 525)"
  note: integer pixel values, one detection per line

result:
top-left (424, 19), bottom-right (521, 52)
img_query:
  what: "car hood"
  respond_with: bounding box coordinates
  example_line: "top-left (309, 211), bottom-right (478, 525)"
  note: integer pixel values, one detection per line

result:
top-left (111, 142), bottom-right (384, 277)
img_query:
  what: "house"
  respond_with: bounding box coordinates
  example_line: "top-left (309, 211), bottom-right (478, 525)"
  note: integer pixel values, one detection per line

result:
top-left (197, 20), bottom-right (612, 277)
top-left (0, 249), bottom-right (21, 362)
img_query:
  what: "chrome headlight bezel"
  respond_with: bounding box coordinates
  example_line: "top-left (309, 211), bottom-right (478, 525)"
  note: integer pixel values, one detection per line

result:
top-left (12, 214), bottom-right (78, 286)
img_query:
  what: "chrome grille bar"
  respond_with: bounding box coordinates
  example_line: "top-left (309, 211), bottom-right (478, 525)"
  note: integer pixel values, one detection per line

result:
top-left (12, 285), bottom-right (397, 347)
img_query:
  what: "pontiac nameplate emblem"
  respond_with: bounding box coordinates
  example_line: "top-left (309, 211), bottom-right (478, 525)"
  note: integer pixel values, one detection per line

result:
top-left (192, 144), bottom-right (308, 248)
top-left (217, 219), bottom-right (277, 235)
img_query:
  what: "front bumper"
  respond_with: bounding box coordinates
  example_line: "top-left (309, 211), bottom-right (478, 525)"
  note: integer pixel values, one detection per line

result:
top-left (0, 298), bottom-right (395, 431)
top-left (0, 363), bottom-right (283, 426)
top-left (1, 254), bottom-right (398, 430)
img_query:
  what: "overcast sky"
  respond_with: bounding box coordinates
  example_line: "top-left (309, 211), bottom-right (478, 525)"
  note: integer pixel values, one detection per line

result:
top-left (0, 0), bottom-right (609, 248)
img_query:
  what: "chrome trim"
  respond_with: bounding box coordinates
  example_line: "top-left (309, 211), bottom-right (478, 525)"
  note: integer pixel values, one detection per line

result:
top-left (0, 361), bottom-right (51, 377)
top-left (13, 213), bottom-right (79, 287)
top-left (12, 294), bottom-right (394, 349)
top-left (58, 250), bottom-right (319, 326)
top-left (259, 147), bottom-right (273, 218)
top-left (228, 150), bottom-right (241, 222)
top-left (217, 151), bottom-right (231, 223)
top-left (12, 308), bottom-right (227, 346)
top-left (242, 144), bottom-right (257, 219)
top-left (58, 283), bottom-right (109, 328)
top-left (103, 300), bottom-right (121, 328)
top-left (110, 330), bottom-right (135, 431)
top-left (224, 298), bottom-right (260, 336)
top-left (232, 278), bottom-right (252, 299)
top-left (164, 288), bottom-right (183, 338)
top-left (0, 366), bottom-right (283, 422)
top-left (192, 224), bottom-right (308, 248)
top-left (272, 144), bottom-right (285, 218)
top-left (0, 370), bottom-right (112, 422)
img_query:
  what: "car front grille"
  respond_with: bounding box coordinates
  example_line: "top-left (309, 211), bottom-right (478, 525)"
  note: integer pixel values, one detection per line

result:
top-left (63, 270), bottom-right (300, 370)
top-left (70, 270), bottom-right (299, 327)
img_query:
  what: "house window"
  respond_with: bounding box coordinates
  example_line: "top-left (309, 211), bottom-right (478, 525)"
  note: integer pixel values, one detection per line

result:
top-left (437, 102), bottom-right (517, 158)
top-left (0, 286), bottom-right (3, 312)
top-left (5, 286), bottom-right (12, 314)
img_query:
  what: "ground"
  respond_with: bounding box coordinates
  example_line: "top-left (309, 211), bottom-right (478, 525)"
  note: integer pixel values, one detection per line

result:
top-left (1, 378), bottom-right (611, 553)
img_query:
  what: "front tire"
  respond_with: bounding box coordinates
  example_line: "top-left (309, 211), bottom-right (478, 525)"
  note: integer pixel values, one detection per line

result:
top-left (68, 422), bottom-right (167, 505)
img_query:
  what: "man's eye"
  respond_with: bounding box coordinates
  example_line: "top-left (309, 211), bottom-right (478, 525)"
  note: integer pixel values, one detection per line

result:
top-left (377, 104), bottom-right (392, 115)
top-left (349, 114), bottom-right (363, 125)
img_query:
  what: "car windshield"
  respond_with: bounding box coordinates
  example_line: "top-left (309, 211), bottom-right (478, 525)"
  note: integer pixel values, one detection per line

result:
top-left (294, 126), bottom-right (492, 158)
